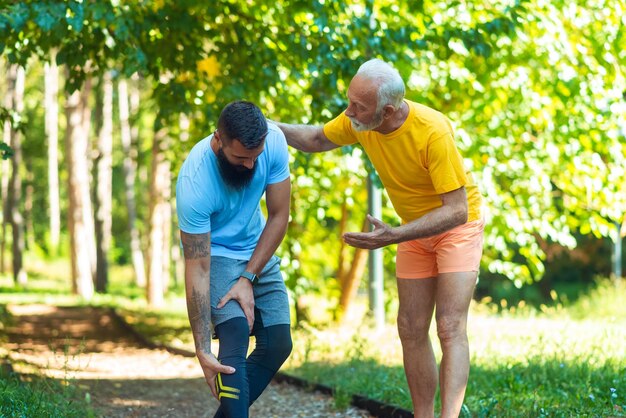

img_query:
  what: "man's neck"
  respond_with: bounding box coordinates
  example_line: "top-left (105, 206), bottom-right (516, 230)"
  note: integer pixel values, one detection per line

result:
top-left (210, 134), bottom-right (219, 154)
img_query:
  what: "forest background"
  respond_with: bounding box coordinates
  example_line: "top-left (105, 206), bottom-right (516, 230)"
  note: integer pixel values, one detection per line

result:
top-left (1, 0), bottom-right (624, 315)
top-left (1, 0), bottom-right (625, 416)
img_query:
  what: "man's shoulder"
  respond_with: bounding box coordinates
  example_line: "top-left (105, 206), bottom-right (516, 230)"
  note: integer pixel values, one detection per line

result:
top-left (406, 100), bottom-right (452, 133)
top-left (267, 122), bottom-right (287, 142)
top-left (407, 100), bottom-right (445, 119)
top-left (177, 136), bottom-right (217, 195)
top-left (180, 135), bottom-right (212, 170)
top-left (264, 122), bottom-right (289, 154)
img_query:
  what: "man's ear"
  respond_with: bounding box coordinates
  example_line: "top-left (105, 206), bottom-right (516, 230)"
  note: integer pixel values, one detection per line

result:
top-left (382, 104), bottom-right (396, 119)
top-left (214, 130), bottom-right (223, 147)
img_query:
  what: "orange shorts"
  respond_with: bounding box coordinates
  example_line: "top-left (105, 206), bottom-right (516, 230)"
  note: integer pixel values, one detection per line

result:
top-left (396, 219), bottom-right (484, 279)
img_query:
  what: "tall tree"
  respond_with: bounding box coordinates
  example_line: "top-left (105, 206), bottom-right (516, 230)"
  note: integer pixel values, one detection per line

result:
top-left (23, 161), bottom-right (34, 250)
top-left (0, 62), bottom-right (12, 274)
top-left (7, 65), bottom-right (27, 285)
top-left (44, 49), bottom-right (61, 253)
top-left (118, 77), bottom-right (147, 287)
top-left (146, 126), bottom-right (171, 307)
top-left (65, 78), bottom-right (95, 299)
top-left (94, 71), bottom-right (113, 293)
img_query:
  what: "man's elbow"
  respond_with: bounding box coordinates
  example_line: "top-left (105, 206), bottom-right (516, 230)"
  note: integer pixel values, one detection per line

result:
top-left (310, 128), bottom-right (334, 153)
top-left (184, 257), bottom-right (211, 274)
top-left (277, 214), bottom-right (290, 236)
top-left (455, 205), bottom-right (469, 226)
top-left (297, 136), bottom-right (323, 153)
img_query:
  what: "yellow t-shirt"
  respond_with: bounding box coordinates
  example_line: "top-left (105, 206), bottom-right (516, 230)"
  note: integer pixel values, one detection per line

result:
top-left (323, 100), bottom-right (482, 224)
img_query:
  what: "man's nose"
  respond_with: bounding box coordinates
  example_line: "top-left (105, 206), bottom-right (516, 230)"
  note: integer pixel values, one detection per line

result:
top-left (242, 159), bottom-right (255, 170)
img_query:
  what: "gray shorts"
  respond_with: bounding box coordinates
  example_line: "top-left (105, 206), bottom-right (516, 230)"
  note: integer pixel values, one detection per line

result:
top-left (210, 255), bottom-right (290, 333)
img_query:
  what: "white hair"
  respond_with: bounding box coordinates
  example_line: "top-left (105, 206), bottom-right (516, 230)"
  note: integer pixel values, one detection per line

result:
top-left (356, 59), bottom-right (405, 112)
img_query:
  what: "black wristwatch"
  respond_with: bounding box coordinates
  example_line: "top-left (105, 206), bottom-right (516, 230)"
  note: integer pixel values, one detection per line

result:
top-left (240, 271), bottom-right (259, 286)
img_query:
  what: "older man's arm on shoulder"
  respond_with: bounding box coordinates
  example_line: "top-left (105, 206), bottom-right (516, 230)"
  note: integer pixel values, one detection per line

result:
top-left (273, 122), bottom-right (339, 153)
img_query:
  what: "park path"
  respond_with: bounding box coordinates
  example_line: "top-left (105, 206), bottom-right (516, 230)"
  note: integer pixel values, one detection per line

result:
top-left (3, 304), bottom-right (374, 418)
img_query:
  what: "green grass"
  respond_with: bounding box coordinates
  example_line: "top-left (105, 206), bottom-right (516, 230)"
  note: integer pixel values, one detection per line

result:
top-left (278, 283), bottom-right (626, 416)
top-left (280, 283), bottom-right (625, 416)
top-left (0, 368), bottom-right (94, 418)
top-left (1, 255), bottom-right (625, 417)
top-left (0, 303), bottom-right (94, 418)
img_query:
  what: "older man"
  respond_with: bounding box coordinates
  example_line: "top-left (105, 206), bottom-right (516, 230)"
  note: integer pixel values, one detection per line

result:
top-left (275, 59), bottom-right (484, 418)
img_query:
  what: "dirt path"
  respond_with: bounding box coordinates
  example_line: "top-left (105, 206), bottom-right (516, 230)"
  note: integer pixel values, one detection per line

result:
top-left (4, 304), bottom-right (374, 418)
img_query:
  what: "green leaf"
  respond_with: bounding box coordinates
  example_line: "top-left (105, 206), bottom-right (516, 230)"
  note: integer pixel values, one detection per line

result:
top-left (0, 142), bottom-right (14, 160)
top-left (33, 3), bottom-right (56, 31)
top-left (7, 3), bottom-right (30, 31)
top-left (0, 14), bottom-right (9, 31)
top-left (66, 1), bottom-right (84, 32)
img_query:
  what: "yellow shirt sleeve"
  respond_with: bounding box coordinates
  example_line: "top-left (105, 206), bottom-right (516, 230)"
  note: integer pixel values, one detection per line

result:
top-left (323, 112), bottom-right (359, 146)
top-left (428, 132), bottom-right (469, 194)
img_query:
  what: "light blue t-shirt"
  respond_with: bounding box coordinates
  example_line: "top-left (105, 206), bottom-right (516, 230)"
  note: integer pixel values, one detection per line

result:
top-left (176, 123), bottom-right (290, 260)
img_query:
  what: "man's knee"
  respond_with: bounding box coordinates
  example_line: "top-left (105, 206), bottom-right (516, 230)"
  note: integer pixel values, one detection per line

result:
top-left (254, 324), bottom-right (292, 370)
top-left (435, 314), bottom-right (467, 345)
top-left (397, 313), bottom-right (430, 344)
top-left (270, 325), bottom-right (292, 363)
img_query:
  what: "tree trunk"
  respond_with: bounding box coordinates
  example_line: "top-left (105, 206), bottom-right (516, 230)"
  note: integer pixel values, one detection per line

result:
top-left (118, 77), bottom-right (147, 287)
top-left (287, 191), bottom-right (307, 326)
top-left (94, 71), bottom-right (113, 293)
top-left (171, 223), bottom-right (184, 288)
top-left (161, 197), bottom-right (172, 292)
top-left (24, 161), bottom-right (34, 250)
top-left (614, 221), bottom-right (623, 281)
top-left (65, 79), bottom-right (96, 300)
top-left (146, 127), bottom-right (171, 307)
top-left (171, 113), bottom-right (191, 287)
top-left (44, 50), bottom-right (61, 253)
top-left (336, 200), bottom-right (349, 283)
top-left (1, 63), bottom-right (13, 274)
top-left (7, 65), bottom-right (27, 285)
top-left (337, 216), bottom-right (369, 321)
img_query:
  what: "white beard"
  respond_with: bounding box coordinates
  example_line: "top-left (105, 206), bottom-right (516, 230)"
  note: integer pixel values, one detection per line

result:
top-left (349, 111), bottom-right (384, 132)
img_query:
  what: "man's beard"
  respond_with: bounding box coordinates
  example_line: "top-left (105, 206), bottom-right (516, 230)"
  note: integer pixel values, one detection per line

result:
top-left (216, 148), bottom-right (256, 190)
top-left (349, 110), bottom-right (384, 132)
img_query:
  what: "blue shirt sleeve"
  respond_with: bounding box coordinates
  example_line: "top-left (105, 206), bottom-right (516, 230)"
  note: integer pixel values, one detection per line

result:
top-left (267, 124), bottom-right (290, 185)
top-left (176, 174), bottom-right (213, 234)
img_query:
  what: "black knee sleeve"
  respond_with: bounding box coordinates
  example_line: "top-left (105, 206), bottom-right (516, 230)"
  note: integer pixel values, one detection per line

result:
top-left (213, 317), bottom-right (250, 418)
top-left (246, 324), bottom-right (292, 403)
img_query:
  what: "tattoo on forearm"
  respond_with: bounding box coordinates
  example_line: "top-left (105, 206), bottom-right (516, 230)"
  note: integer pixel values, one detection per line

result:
top-left (188, 288), bottom-right (212, 350)
top-left (181, 233), bottom-right (209, 259)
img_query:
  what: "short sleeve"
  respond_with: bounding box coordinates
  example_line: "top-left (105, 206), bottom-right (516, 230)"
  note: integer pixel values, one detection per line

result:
top-left (176, 175), bottom-right (213, 234)
top-left (428, 133), bottom-right (468, 194)
top-left (267, 126), bottom-right (291, 184)
top-left (323, 112), bottom-right (359, 146)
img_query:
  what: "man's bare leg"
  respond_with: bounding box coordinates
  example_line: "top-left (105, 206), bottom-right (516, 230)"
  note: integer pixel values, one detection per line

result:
top-left (435, 271), bottom-right (477, 418)
top-left (396, 277), bottom-right (437, 418)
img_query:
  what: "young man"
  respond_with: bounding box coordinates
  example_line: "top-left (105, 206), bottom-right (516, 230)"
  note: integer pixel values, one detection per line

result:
top-left (275, 59), bottom-right (484, 418)
top-left (176, 101), bottom-right (292, 418)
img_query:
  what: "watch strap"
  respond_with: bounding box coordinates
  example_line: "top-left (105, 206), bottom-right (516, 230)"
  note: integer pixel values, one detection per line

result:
top-left (240, 271), bottom-right (258, 285)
